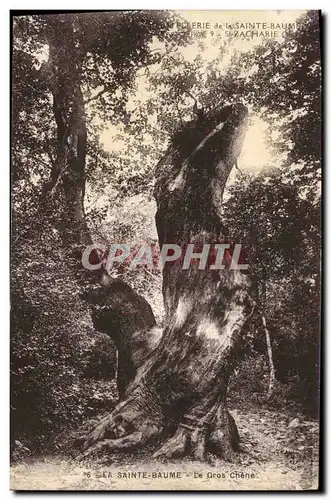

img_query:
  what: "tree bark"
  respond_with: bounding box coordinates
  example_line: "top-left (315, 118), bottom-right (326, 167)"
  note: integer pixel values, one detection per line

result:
top-left (40, 16), bottom-right (91, 247)
top-left (260, 280), bottom-right (276, 399)
top-left (261, 313), bottom-right (276, 399)
top-left (80, 103), bottom-right (255, 461)
top-left (252, 278), bottom-right (276, 399)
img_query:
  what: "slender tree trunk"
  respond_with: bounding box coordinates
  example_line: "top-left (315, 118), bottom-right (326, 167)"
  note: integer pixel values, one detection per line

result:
top-left (260, 280), bottom-right (276, 399)
top-left (253, 277), bottom-right (276, 399)
top-left (80, 103), bottom-right (255, 461)
top-left (41, 17), bottom-right (90, 246)
top-left (261, 314), bottom-right (276, 399)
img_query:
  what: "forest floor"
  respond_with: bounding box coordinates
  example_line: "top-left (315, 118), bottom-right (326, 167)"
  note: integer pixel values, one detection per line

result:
top-left (10, 404), bottom-right (319, 491)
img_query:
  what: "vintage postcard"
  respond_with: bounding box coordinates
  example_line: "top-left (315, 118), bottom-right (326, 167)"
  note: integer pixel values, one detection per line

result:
top-left (11, 9), bottom-right (321, 491)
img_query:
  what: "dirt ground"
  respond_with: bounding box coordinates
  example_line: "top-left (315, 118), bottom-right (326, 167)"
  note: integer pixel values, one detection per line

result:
top-left (10, 407), bottom-right (319, 491)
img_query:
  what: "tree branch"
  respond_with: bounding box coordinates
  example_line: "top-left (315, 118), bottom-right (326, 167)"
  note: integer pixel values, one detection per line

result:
top-left (84, 87), bottom-right (107, 104)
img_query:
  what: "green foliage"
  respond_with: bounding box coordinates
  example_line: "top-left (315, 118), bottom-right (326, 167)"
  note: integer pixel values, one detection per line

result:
top-left (11, 11), bottom-right (185, 453)
top-left (224, 173), bottom-right (320, 278)
top-left (238, 11), bottom-right (321, 192)
top-left (223, 173), bottom-right (320, 414)
top-left (11, 247), bottom-right (118, 456)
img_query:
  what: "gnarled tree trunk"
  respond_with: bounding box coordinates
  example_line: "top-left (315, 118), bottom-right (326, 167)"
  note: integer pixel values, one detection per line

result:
top-left (80, 103), bottom-right (255, 461)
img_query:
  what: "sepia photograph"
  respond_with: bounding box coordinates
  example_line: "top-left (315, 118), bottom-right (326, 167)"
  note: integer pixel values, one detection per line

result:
top-left (10, 9), bottom-right (321, 491)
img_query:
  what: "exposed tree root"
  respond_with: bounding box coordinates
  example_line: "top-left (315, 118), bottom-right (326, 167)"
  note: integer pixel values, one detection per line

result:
top-left (153, 427), bottom-right (189, 460)
top-left (208, 405), bottom-right (239, 462)
top-left (78, 394), bottom-right (240, 462)
top-left (78, 386), bottom-right (167, 457)
top-left (151, 403), bottom-right (239, 461)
